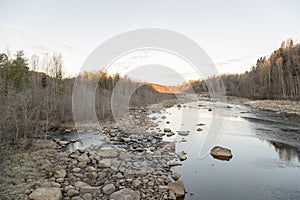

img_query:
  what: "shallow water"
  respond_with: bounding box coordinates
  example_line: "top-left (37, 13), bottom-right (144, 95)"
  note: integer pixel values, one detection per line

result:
top-left (150, 101), bottom-right (300, 200)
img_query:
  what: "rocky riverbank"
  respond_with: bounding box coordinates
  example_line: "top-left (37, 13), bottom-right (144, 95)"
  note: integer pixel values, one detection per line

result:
top-left (0, 101), bottom-right (188, 200)
top-left (226, 96), bottom-right (300, 115)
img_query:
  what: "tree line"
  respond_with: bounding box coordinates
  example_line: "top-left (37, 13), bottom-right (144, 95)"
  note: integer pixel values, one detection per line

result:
top-left (0, 51), bottom-right (174, 147)
top-left (189, 39), bottom-right (300, 100)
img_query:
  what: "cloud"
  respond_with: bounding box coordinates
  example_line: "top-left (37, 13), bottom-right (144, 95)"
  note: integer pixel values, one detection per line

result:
top-left (0, 23), bottom-right (22, 32)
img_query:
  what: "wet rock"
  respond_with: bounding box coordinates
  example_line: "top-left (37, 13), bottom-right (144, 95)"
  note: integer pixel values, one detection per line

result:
top-left (110, 188), bottom-right (140, 200)
top-left (102, 183), bottom-right (116, 195)
top-left (164, 128), bottom-right (172, 132)
top-left (166, 132), bottom-right (175, 137)
top-left (29, 187), bottom-right (62, 200)
top-left (168, 181), bottom-right (186, 197)
top-left (171, 172), bottom-right (181, 181)
top-left (177, 131), bottom-right (189, 136)
top-left (168, 162), bottom-right (182, 167)
top-left (178, 153), bottom-right (187, 161)
top-left (210, 146), bottom-right (233, 161)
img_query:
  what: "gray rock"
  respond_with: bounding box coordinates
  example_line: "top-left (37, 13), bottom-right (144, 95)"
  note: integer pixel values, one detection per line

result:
top-left (80, 186), bottom-right (101, 194)
top-left (54, 168), bottom-right (66, 178)
top-left (78, 154), bottom-right (90, 162)
top-left (177, 131), bottom-right (190, 136)
top-left (109, 188), bottom-right (140, 200)
top-left (29, 187), bottom-right (62, 200)
top-left (82, 193), bottom-right (93, 200)
top-left (98, 159), bottom-right (111, 168)
top-left (102, 183), bottom-right (116, 195)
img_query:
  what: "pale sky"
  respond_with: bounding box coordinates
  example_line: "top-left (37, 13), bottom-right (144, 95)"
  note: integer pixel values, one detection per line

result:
top-left (0, 0), bottom-right (300, 84)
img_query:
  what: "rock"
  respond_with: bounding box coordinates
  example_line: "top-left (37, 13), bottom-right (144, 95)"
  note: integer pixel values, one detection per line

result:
top-left (72, 167), bottom-right (81, 173)
top-left (97, 148), bottom-right (119, 158)
top-left (169, 190), bottom-right (176, 200)
top-left (178, 153), bottom-right (187, 161)
top-left (166, 121), bottom-right (170, 124)
top-left (168, 181), bottom-right (186, 197)
top-left (196, 123), bottom-right (205, 126)
top-left (66, 189), bottom-right (78, 197)
top-left (102, 183), bottom-right (116, 195)
top-left (210, 146), bottom-right (233, 161)
top-left (177, 104), bottom-right (181, 108)
top-left (166, 132), bottom-right (175, 137)
top-left (29, 187), bottom-right (62, 200)
top-left (158, 186), bottom-right (169, 193)
top-left (177, 131), bottom-right (189, 136)
top-left (196, 128), bottom-right (203, 131)
top-left (208, 108), bottom-right (212, 111)
top-left (109, 188), bottom-right (140, 200)
top-left (171, 172), bottom-right (181, 181)
top-left (78, 154), bottom-right (90, 162)
top-left (80, 186), bottom-right (101, 194)
top-left (98, 159), bottom-right (111, 168)
top-left (82, 193), bottom-right (93, 200)
top-left (74, 181), bottom-right (89, 188)
top-left (65, 129), bottom-right (72, 133)
top-left (133, 179), bottom-right (142, 188)
top-left (54, 169), bottom-right (66, 178)
top-left (58, 140), bottom-right (69, 146)
top-left (168, 162), bottom-right (182, 167)
top-left (163, 128), bottom-right (172, 132)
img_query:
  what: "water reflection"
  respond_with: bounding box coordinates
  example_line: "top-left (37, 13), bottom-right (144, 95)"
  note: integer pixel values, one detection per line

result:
top-left (267, 140), bottom-right (300, 162)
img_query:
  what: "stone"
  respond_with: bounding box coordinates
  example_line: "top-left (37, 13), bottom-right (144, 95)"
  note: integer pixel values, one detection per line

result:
top-left (54, 168), bottom-right (66, 178)
top-left (29, 187), bottom-right (62, 200)
top-left (78, 154), bottom-right (90, 162)
top-left (210, 146), bottom-right (233, 161)
top-left (80, 186), bottom-right (101, 194)
top-left (72, 167), bottom-right (81, 173)
top-left (97, 148), bottom-right (119, 158)
top-left (109, 188), bottom-right (140, 200)
top-left (74, 181), bottom-right (89, 188)
top-left (102, 183), bottom-right (116, 195)
top-left (168, 162), bottom-right (182, 167)
top-left (82, 193), bottom-right (93, 200)
top-left (171, 172), bottom-right (181, 181)
top-left (66, 189), bottom-right (77, 197)
top-left (98, 159), bottom-right (111, 168)
top-left (177, 131), bottom-right (190, 136)
top-left (166, 132), bottom-right (175, 137)
top-left (168, 181), bottom-right (185, 197)
top-left (178, 153), bottom-right (187, 161)
top-left (197, 128), bottom-right (203, 131)
top-left (164, 128), bottom-right (172, 132)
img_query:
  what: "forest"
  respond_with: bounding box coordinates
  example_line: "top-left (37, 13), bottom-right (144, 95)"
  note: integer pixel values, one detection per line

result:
top-left (0, 51), bottom-right (174, 148)
top-left (190, 39), bottom-right (300, 100)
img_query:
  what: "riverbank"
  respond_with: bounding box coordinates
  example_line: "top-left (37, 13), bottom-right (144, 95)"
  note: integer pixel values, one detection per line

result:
top-left (0, 100), bottom-right (188, 200)
top-left (226, 96), bottom-right (300, 115)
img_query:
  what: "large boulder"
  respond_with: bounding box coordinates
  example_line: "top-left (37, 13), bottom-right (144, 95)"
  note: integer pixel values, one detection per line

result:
top-left (109, 188), bottom-right (140, 200)
top-left (168, 181), bottom-right (186, 197)
top-left (210, 146), bottom-right (233, 161)
top-left (29, 187), bottom-right (62, 200)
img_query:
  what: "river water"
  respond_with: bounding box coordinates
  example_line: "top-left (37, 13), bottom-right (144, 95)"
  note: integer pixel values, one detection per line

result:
top-left (149, 101), bottom-right (300, 200)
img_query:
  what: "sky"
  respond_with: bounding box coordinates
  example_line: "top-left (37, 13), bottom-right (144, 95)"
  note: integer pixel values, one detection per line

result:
top-left (0, 0), bottom-right (300, 84)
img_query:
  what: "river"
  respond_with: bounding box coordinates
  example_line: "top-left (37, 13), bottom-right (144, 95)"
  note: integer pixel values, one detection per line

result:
top-left (149, 100), bottom-right (300, 200)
